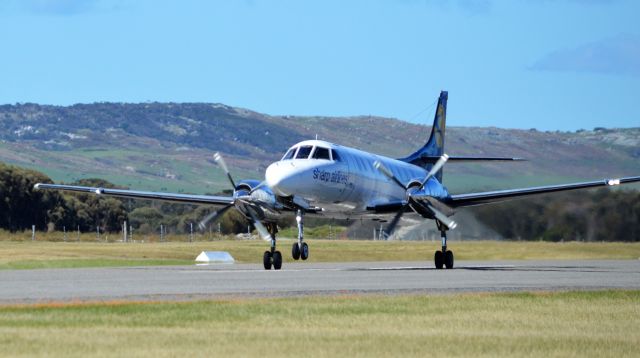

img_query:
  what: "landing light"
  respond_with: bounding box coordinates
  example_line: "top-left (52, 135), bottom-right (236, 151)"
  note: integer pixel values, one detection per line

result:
top-left (607, 179), bottom-right (621, 186)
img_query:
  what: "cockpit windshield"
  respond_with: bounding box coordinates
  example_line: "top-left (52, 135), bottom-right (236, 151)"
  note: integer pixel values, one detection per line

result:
top-left (312, 147), bottom-right (330, 160)
top-left (282, 147), bottom-right (297, 160)
top-left (281, 145), bottom-right (335, 161)
top-left (295, 145), bottom-right (313, 159)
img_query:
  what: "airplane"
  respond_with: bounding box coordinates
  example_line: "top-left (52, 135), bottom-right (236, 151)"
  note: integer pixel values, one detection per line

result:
top-left (34, 91), bottom-right (640, 270)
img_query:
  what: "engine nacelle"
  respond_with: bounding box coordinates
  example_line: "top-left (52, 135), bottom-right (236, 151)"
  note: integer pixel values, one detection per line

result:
top-left (234, 179), bottom-right (283, 221)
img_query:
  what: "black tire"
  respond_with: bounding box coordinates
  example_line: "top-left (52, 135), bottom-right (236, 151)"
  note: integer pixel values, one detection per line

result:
top-left (444, 250), bottom-right (454, 269)
top-left (434, 250), bottom-right (444, 269)
top-left (263, 251), bottom-right (272, 270)
top-left (300, 242), bottom-right (309, 260)
top-left (273, 251), bottom-right (283, 270)
top-left (292, 242), bottom-right (300, 260)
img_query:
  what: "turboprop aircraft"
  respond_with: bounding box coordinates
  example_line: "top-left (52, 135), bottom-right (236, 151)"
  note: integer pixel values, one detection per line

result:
top-left (35, 91), bottom-right (640, 270)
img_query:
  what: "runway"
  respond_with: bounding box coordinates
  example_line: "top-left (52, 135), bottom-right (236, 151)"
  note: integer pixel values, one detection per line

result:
top-left (1, 260), bottom-right (638, 304)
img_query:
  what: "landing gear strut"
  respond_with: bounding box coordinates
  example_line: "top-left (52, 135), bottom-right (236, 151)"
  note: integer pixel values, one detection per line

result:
top-left (263, 223), bottom-right (282, 270)
top-left (434, 221), bottom-right (454, 269)
top-left (291, 209), bottom-right (309, 261)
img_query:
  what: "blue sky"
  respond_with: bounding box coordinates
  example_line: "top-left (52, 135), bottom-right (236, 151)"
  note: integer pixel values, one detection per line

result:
top-left (0, 0), bottom-right (638, 130)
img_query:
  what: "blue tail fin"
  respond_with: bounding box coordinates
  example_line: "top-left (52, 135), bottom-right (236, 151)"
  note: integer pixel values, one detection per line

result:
top-left (399, 91), bottom-right (448, 181)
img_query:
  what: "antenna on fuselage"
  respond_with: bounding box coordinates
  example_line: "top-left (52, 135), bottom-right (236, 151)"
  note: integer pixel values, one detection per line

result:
top-left (315, 134), bottom-right (318, 140)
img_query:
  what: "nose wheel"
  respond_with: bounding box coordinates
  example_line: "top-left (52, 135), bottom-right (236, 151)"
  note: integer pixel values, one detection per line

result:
top-left (291, 209), bottom-right (309, 260)
top-left (292, 242), bottom-right (309, 260)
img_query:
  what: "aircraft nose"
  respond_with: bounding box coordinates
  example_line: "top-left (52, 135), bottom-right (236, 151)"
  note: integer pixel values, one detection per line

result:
top-left (265, 162), bottom-right (292, 196)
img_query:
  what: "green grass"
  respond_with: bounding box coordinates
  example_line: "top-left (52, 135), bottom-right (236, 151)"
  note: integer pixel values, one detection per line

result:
top-left (1, 259), bottom-right (191, 270)
top-left (1, 239), bottom-right (639, 270)
top-left (0, 290), bottom-right (638, 357)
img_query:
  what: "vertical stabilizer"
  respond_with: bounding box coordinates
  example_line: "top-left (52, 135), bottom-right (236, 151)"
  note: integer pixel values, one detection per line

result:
top-left (398, 91), bottom-right (448, 181)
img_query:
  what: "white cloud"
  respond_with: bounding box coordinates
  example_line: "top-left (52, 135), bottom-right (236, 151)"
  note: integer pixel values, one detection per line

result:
top-left (530, 33), bottom-right (640, 76)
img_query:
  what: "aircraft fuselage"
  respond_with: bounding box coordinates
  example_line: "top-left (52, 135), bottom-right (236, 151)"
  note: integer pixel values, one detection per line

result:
top-left (265, 140), bottom-right (450, 218)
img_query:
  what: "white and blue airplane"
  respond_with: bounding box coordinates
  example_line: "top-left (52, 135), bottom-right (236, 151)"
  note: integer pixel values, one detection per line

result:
top-left (35, 91), bottom-right (640, 270)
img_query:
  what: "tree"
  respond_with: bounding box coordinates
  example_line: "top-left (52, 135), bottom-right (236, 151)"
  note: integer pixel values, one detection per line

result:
top-left (0, 163), bottom-right (62, 232)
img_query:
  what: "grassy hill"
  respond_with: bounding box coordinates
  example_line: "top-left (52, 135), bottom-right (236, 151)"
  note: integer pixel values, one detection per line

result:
top-left (1, 102), bottom-right (638, 194)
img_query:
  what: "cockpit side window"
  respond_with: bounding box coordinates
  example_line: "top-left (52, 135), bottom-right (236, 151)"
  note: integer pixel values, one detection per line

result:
top-left (282, 147), bottom-right (297, 160)
top-left (312, 147), bottom-right (331, 160)
top-left (331, 149), bottom-right (341, 162)
top-left (295, 145), bottom-right (313, 159)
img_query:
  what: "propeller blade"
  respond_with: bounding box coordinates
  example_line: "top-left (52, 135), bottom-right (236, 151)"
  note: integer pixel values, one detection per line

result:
top-left (249, 181), bottom-right (267, 194)
top-left (427, 204), bottom-right (457, 230)
top-left (198, 204), bottom-right (234, 231)
top-left (373, 160), bottom-right (407, 190)
top-left (418, 154), bottom-right (449, 190)
top-left (214, 152), bottom-right (237, 189)
top-left (385, 209), bottom-right (405, 237)
top-left (246, 209), bottom-right (273, 241)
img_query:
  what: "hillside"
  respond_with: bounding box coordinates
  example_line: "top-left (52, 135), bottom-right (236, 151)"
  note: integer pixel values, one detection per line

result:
top-left (0, 102), bottom-right (638, 194)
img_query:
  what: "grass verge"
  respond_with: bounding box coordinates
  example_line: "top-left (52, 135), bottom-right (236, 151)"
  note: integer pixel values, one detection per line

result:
top-left (0, 290), bottom-right (638, 357)
top-left (1, 240), bottom-right (639, 270)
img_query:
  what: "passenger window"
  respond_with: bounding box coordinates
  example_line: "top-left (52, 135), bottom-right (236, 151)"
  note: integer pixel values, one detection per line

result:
top-left (282, 147), bottom-right (296, 160)
top-left (331, 149), bottom-right (341, 162)
top-left (295, 145), bottom-right (313, 159)
top-left (312, 147), bottom-right (331, 160)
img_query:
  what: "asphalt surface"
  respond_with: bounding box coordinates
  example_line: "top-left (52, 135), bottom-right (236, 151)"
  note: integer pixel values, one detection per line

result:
top-left (1, 260), bottom-right (638, 304)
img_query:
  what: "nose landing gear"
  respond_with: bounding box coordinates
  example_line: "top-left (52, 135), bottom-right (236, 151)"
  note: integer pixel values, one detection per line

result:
top-left (291, 209), bottom-right (309, 261)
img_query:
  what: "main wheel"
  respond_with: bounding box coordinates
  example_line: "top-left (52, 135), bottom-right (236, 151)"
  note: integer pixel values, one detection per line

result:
top-left (434, 250), bottom-right (444, 269)
top-left (292, 242), bottom-right (300, 260)
top-left (444, 250), bottom-right (454, 269)
top-left (300, 242), bottom-right (309, 260)
top-left (263, 251), bottom-right (272, 270)
top-left (273, 251), bottom-right (283, 270)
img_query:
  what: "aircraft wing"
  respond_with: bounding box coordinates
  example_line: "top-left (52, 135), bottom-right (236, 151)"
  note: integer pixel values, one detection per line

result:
top-left (34, 183), bottom-right (235, 206)
top-left (448, 176), bottom-right (640, 208)
top-left (420, 155), bottom-right (525, 162)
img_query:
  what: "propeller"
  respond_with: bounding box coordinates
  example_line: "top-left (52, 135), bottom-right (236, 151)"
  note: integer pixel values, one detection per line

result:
top-left (198, 204), bottom-right (234, 231)
top-left (214, 152), bottom-right (237, 189)
top-left (373, 161), bottom-right (408, 190)
top-left (249, 180), bottom-right (268, 195)
top-left (373, 155), bottom-right (456, 230)
top-left (384, 209), bottom-right (406, 238)
top-left (210, 152), bottom-right (274, 241)
top-left (246, 208), bottom-right (273, 242)
top-left (417, 154), bottom-right (449, 191)
top-left (427, 204), bottom-right (457, 230)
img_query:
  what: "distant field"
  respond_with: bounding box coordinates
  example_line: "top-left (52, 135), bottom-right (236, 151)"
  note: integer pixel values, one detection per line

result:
top-left (0, 290), bottom-right (637, 357)
top-left (1, 239), bottom-right (639, 270)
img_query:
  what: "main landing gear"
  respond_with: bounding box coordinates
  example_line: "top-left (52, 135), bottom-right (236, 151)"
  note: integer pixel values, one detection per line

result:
top-left (263, 223), bottom-right (282, 270)
top-left (434, 221), bottom-right (454, 269)
top-left (291, 209), bottom-right (309, 261)
top-left (262, 210), bottom-right (309, 270)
